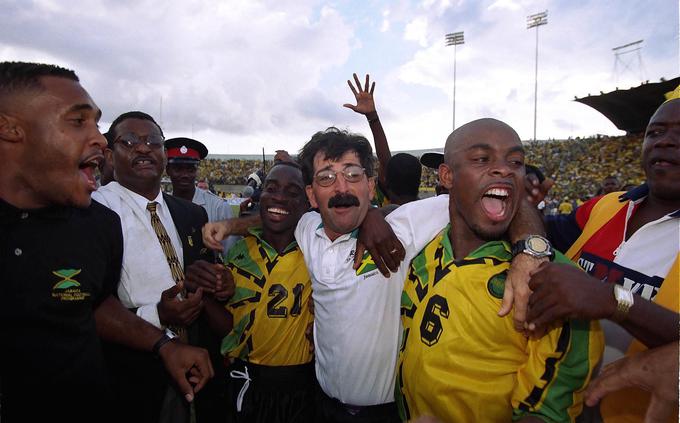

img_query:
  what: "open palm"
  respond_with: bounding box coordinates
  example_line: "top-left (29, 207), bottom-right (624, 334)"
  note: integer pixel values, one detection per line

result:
top-left (343, 73), bottom-right (376, 115)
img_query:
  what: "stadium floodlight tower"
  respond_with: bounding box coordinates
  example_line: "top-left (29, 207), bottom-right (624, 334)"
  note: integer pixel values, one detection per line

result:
top-left (446, 31), bottom-right (464, 130)
top-left (612, 40), bottom-right (645, 85)
top-left (527, 10), bottom-right (547, 142)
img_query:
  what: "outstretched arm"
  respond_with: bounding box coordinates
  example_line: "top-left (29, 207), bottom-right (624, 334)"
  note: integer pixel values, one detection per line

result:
top-left (202, 214), bottom-right (261, 251)
top-left (344, 73), bottom-right (391, 190)
top-left (527, 261), bottom-right (680, 348)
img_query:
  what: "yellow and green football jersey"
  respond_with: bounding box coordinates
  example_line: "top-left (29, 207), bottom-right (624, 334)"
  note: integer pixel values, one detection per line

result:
top-left (397, 225), bottom-right (604, 422)
top-left (220, 228), bottom-right (313, 366)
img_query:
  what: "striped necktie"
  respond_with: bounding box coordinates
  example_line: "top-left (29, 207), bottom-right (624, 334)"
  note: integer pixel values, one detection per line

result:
top-left (147, 201), bottom-right (187, 338)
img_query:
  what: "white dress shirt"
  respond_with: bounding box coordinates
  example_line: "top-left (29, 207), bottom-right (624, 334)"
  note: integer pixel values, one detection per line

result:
top-left (294, 194), bottom-right (450, 406)
top-left (93, 182), bottom-right (184, 328)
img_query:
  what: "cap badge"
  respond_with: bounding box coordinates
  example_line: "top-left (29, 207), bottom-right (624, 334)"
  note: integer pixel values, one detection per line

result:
top-left (180, 146), bottom-right (188, 154)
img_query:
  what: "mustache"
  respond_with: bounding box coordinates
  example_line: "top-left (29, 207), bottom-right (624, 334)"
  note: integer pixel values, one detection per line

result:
top-left (328, 193), bottom-right (360, 208)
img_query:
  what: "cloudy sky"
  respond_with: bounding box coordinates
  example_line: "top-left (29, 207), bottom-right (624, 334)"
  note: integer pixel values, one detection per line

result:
top-left (2, 0), bottom-right (678, 154)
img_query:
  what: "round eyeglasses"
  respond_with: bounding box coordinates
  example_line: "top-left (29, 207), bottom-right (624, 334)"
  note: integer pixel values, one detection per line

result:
top-left (314, 165), bottom-right (366, 187)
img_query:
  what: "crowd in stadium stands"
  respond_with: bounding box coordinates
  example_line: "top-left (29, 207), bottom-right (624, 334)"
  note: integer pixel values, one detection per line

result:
top-left (197, 134), bottom-right (645, 210)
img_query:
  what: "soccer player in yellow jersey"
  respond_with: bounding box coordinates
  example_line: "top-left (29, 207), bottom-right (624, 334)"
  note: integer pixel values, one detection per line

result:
top-left (220, 162), bottom-right (315, 423)
top-left (396, 119), bottom-right (604, 422)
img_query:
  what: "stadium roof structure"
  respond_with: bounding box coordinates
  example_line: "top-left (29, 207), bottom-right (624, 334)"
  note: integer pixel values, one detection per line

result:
top-left (575, 77), bottom-right (679, 134)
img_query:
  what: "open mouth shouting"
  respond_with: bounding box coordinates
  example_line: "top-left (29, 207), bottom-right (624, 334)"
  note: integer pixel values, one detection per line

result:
top-left (79, 154), bottom-right (103, 191)
top-left (480, 186), bottom-right (512, 223)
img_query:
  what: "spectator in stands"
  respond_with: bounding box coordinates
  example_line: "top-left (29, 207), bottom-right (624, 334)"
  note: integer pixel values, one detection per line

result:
top-left (526, 96), bottom-right (680, 422)
top-left (598, 175), bottom-right (620, 195)
top-left (558, 197), bottom-right (573, 214)
top-left (343, 73), bottom-right (421, 205)
top-left (525, 136), bottom-right (644, 201)
top-left (93, 111), bottom-right (231, 422)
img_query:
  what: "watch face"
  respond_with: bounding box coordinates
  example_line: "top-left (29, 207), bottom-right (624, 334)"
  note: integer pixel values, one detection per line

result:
top-left (527, 236), bottom-right (549, 253)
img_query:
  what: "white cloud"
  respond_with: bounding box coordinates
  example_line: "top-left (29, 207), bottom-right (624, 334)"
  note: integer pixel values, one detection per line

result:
top-left (1, 0), bottom-right (676, 156)
top-left (381, 9), bottom-right (391, 32)
top-left (1, 0), bottom-right (355, 154)
top-left (487, 0), bottom-right (521, 11)
top-left (384, 0), bottom-right (676, 148)
top-left (404, 16), bottom-right (430, 47)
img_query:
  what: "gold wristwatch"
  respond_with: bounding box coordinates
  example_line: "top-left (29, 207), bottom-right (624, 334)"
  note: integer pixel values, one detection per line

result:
top-left (611, 284), bottom-right (634, 322)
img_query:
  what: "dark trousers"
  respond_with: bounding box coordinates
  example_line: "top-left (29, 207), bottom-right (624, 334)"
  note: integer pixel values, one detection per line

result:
top-left (227, 359), bottom-right (316, 423)
top-left (315, 388), bottom-right (401, 423)
top-left (191, 315), bottom-right (229, 423)
top-left (103, 341), bottom-right (183, 423)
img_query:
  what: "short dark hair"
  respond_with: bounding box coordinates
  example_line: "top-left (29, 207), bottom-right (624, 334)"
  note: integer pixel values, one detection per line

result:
top-left (0, 62), bottom-right (78, 102)
top-left (269, 160), bottom-right (302, 172)
top-left (108, 111), bottom-right (164, 141)
top-left (386, 153), bottom-right (421, 197)
top-left (297, 127), bottom-right (375, 185)
top-left (266, 161), bottom-right (304, 184)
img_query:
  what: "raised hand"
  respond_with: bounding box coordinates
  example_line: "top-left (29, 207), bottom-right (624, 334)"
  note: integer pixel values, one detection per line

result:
top-left (343, 73), bottom-right (376, 116)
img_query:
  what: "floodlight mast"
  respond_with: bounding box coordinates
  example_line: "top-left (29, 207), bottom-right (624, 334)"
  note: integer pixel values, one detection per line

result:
top-left (446, 31), bottom-right (464, 130)
top-left (527, 11), bottom-right (547, 142)
top-left (612, 40), bottom-right (645, 84)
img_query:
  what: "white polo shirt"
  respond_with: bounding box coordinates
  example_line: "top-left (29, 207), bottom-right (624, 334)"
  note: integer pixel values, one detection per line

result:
top-left (294, 194), bottom-right (450, 406)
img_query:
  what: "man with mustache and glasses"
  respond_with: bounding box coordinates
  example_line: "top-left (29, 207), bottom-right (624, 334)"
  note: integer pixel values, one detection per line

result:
top-left (93, 111), bottom-right (232, 422)
top-left (0, 62), bottom-right (213, 423)
top-left (523, 95), bottom-right (680, 422)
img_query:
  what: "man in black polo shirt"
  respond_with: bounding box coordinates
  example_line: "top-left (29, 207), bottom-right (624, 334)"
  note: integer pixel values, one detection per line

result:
top-left (0, 62), bottom-right (214, 422)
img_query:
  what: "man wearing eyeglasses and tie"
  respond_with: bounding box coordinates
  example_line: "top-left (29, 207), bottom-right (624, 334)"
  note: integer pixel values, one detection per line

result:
top-left (93, 111), bottom-right (232, 423)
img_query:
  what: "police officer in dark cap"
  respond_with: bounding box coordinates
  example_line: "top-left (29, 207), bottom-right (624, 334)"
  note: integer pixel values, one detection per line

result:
top-left (165, 137), bottom-right (238, 253)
